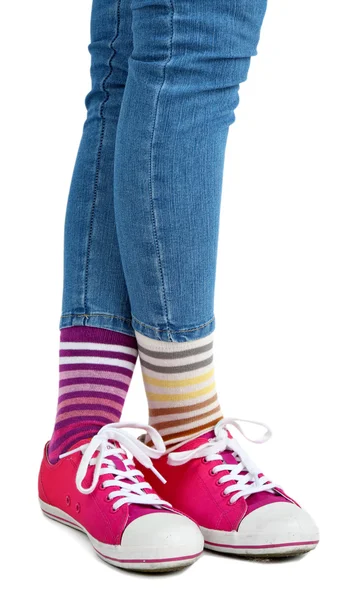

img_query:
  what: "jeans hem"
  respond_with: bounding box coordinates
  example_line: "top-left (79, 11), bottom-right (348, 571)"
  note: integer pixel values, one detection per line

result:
top-left (60, 313), bottom-right (135, 337)
top-left (131, 315), bottom-right (215, 342)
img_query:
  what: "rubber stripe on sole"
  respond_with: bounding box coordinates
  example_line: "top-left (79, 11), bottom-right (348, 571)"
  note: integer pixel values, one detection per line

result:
top-left (95, 548), bottom-right (202, 564)
top-left (205, 539), bottom-right (319, 550)
top-left (42, 510), bottom-right (83, 529)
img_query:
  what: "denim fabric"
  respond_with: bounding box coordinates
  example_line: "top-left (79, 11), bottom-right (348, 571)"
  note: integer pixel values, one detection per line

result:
top-left (61, 0), bottom-right (267, 341)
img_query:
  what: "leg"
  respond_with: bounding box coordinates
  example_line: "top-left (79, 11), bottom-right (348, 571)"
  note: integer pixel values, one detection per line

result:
top-left (114, 0), bottom-right (267, 445)
top-left (118, 2), bottom-right (319, 557)
top-left (61, 0), bottom-right (133, 334)
top-left (48, 0), bottom-right (137, 462)
top-left (39, 1), bottom-right (205, 570)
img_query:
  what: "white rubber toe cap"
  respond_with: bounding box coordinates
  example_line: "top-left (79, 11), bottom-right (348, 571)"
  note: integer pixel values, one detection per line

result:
top-left (121, 511), bottom-right (204, 554)
top-left (238, 501), bottom-right (319, 542)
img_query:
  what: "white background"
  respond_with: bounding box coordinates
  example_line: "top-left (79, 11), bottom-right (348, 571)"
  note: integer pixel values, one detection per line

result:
top-left (1, 0), bottom-right (356, 598)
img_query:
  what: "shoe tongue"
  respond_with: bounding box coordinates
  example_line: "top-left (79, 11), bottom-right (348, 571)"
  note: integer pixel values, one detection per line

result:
top-left (87, 439), bottom-right (141, 481)
top-left (199, 431), bottom-right (239, 464)
top-left (181, 430), bottom-right (238, 464)
top-left (105, 441), bottom-right (127, 471)
top-left (67, 438), bottom-right (128, 470)
top-left (174, 429), bottom-right (216, 452)
top-left (199, 430), bottom-right (216, 441)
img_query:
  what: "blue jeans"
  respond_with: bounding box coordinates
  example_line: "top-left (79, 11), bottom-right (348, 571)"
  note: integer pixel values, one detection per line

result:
top-left (60, 0), bottom-right (267, 342)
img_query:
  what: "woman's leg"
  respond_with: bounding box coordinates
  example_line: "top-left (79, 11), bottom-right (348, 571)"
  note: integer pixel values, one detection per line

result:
top-left (40, 4), bottom-right (205, 569)
top-left (48, 0), bottom-right (136, 462)
top-left (114, 0), bottom-right (267, 446)
top-left (61, 0), bottom-right (133, 333)
top-left (116, 3), bottom-right (319, 557)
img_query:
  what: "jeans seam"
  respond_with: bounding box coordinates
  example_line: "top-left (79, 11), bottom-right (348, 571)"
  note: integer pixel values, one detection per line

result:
top-left (61, 312), bottom-right (132, 325)
top-left (132, 314), bottom-right (215, 335)
top-left (83, 0), bottom-right (121, 314)
top-left (148, 0), bottom-right (175, 340)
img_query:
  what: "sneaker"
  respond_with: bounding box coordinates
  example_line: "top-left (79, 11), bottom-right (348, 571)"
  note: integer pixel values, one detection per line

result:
top-left (38, 422), bottom-right (204, 571)
top-left (138, 418), bottom-right (319, 558)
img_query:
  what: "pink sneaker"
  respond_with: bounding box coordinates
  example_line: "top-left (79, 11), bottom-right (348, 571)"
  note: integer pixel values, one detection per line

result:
top-left (38, 423), bottom-right (204, 571)
top-left (138, 418), bottom-right (319, 558)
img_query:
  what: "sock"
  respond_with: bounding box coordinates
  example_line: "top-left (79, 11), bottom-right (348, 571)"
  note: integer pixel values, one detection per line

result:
top-left (48, 326), bottom-right (138, 463)
top-left (136, 331), bottom-right (223, 448)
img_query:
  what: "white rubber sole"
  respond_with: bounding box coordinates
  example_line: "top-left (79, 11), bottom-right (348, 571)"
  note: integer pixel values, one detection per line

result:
top-left (201, 508), bottom-right (319, 558)
top-left (201, 527), bottom-right (319, 558)
top-left (202, 531), bottom-right (319, 558)
top-left (201, 502), bottom-right (319, 558)
top-left (40, 500), bottom-right (203, 572)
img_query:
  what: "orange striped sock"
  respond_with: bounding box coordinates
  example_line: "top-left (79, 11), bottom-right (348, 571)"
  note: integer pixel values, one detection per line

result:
top-left (136, 332), bottom-right (223, 448)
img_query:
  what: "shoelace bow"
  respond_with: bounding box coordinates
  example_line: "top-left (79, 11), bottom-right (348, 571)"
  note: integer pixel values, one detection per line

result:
top-left (60, 422), bottom-right (171, 511)
top-left (168, 417), bottom-right (277, 504)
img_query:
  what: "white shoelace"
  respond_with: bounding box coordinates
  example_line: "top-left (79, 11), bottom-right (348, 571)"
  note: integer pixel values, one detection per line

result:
top-left (60, 422), bottom-right (171, 511)
top-left (168, 417), bottom-right (277, 504)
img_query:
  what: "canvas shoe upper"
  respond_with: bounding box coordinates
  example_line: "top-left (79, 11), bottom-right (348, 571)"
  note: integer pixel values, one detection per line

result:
top-left (138, 417), bottom-right (319, 557)
top-left (39, 422), bottom-right (204, 571)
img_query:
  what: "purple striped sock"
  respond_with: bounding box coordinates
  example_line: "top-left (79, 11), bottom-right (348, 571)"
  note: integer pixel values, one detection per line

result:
top-left (48, 326), bottom-right (138, 463)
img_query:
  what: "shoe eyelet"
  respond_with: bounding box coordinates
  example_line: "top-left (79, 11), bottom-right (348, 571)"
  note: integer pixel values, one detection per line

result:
top-left (201, 458), bottom-right (208, 464)
top-left (65, 495), bottom-right (71, 506)
top-left (215, 479), bottom-right (224, 487)
top-left (75, 503), bottom-right (81, 513)
top-left (111, 506), bottom-right (118, 513)
top-left (221, 489), bottom-right (229, 498)
top-left (99, 483), bottom-right (105, 490)
top-left (105, 495), bottom-right (111, 502)
top-left (209, 469), bottom-right (216, 477)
